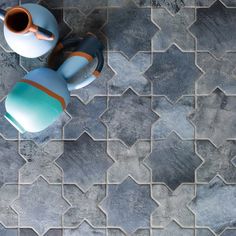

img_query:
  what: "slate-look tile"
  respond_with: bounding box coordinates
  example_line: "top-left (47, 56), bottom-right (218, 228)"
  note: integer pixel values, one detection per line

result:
top-left (107, 140), bottom-right (151, 183)
top-left (196, 228), bottom-right (215, 236)
top-left (190, 88), bottom-right (236, 147)
top-left (44, 229), bottom-right (63, 236)
top-left (101, 89), bottom-right (158, 146)
top-left (103, 0), bottom-right (158, 58)
top-left (0, 185), bottom-right (18, 227)
top-left (64, 221), bottom-right (106, 236)
top-left (108, 52), bottom-right (151, 95)
top-left (0, 224), bottom-right (17, 236)
top-left (63, 184), bottom-right (106, 227)
top-left (0, 137), bottom-right (25, 187)
top-left (108, 228), bottom-right (150, 236)
top-left (152, 96), bottom-right (195, 139)
top-left (0, 98), bottom-right (18, 139)
top-left (196, 140), bottom-right (236, 183)
top-left (12, 177), bottom-right (70, 235)
top-left (20, 112), bottom-right (70, 145)
top-left (152, 221), bottom-right (194, 236)
top-left (100, 177), bottom-right (158, 234)
top-left (196, 52), bottom-right (236, 95)
top-left (64, 96), bottom-right (107, 140)
top-left (19, 140), bottom-right (63, 183)
top-left (221, 229), bottom-right (236, 236)
top-left (152, 184), bottom-right (195, 227)
top-left (190, 1), bottom-right (236, 58)
top-left (152, 8), bottom-right (195, 51)
top-left (56, 133), bottom-right (113, 191)
top-left (152, 0), bottom-right (195, 14)
top-left (145, 45), bottom-right (202, 102)
top-left (145, 133), bottom-right (202, 190)
top-left (19, 228), bottom-right (38, 236)
top-left (189, 177), bottom-right (236, 234)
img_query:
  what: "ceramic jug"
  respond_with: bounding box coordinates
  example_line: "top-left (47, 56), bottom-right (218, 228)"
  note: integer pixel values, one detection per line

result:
top-left (4, 33), bottom-right (104, 133)
top-left (0, 3), bottom-right (59, 58)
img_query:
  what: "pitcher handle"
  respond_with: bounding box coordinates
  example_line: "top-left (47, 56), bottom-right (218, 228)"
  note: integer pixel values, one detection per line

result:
top-left (0, 9), bottom-right (6, 21)
top-left (29, 24), bottom-right (55, 41)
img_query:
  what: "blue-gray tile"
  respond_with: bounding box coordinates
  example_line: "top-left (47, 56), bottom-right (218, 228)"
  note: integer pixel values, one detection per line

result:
top-left (0, 185), bottom-right (18, 227)
top-left (101, 89), bottom-right (158, 146)
top-left (44, 229), bottom-right (63, 236)
top-left (145, 133), bottom-right (202, 190)
top-left (19, 140), bottom-right (63, 184)
top-left (190, 88), bottom-right (236, 147)
top-left (64, 221), bottom-right (106, 236)
top-left (12, 177), bottom-right (70, 235)
top-left (196, 140), bottom-right (236, 183)
top-left (0, 224), bottom-right (17, 236)
top-left (152, 8), bottom-right (195, 51)
top-left (107, 140), bottom-right (151, 183)
top-left (56, 133), bottom-right (113, 191)
top-left (108, 52), bottom-right (151, 95)
top-left (152, 184), bottom-right (195, 227)
top-left (0, 98), bottom-right (18, 139)
top-left (145, 45), bottom-right (201, 102)
top-left (196, 52), bottom-right (236, 95)
top-left (20, 112), bottom-right (70, 145)
top-left (19, 228), bottom-right (38, 236)
top-left (189, 176), bottom-right (236, 234)
top-left (152, 96), bottom-right (195, 139)
top-left (190, 1), bottom-right (236, 58)
top-left (0, 137), bottom-right (25, 187)
top-left (221, 229), bottom-right (236, 236)
top-left (151, 0), bottom-right (195, 14)
top-left (100, 177), bottom-right (158, 234)
top-left (108, 228), bottom-right (150, 236)
top-left (152, 221), bottom-right (194, 236)
top-left (102, 0), bottom-right (158, 58)
top-left (64, 96), bottom-right (107, 140)
top-left (63, 184), bottom-right (106, 227)
top-left (196, 228), bottom-right (215, 236)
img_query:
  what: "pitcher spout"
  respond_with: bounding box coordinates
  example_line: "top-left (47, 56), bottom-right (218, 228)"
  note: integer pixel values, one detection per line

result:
top-left (0, 9), bottom-right (6, 21)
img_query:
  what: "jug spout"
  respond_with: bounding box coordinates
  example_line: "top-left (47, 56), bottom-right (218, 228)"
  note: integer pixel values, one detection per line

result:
top-left (0, 9), bottom-right (6, 21)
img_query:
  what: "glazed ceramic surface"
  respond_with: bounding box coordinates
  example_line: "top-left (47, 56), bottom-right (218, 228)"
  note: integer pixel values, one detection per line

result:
top-left (4, 4), bottom-right (59, 58)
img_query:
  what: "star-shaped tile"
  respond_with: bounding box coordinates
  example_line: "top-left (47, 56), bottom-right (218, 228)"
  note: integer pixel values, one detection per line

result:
top-left (64, 221), bottom-right (106, 236)
top-left (0, 185), bottom-right (18, 227)
top-left (101, 89), bottom-right (158, 146)
top-left (152, 184), bottom-right (195, 227)
top-left (152, 8), bottom-right (195, 51)
top-left (100, 177), bottom-right (158, 234)
top-left (19, 140), bottom-right (63, 184)
top-left (102, 0), bottom-right (158, 58)
top-left (196, 140), bottom-right (236, 183)
top-left (56, 133), bottom-right (113, 191)
top-left (196, 52), bottom-right (236, 94)
top-left (153, 221), bottom-right (194, 236)
top-left (0, 137), bottom-right (26, 187)
top-left (63, 184), bottom-right (106, 227)
top-left (107, 140), bottom-right (151, 183)
top-left (190, 1), bottom-right (236, 58)
top-left (145, 133), bottom-right (202, 190)
top-left (108, 52), bottom-right (151, 95)
top-left (20, 112), bottom-right (70, 145)
top-left (0, 48), bottom-right (25, 101)
top-left (152, 0), bottom-right (195, 14)
top-left (64, 96), bottom-right (107, 140)
top-left (12, 177), bottom-right (70, 235)
top-left (152, 96), bottom-right (194, 139)
top-left (189, 88), bottom-right (236, 147)
top-left (189, 176), bottom-right (236, 234)
top-left (145, 45), bottom-right (202, 102)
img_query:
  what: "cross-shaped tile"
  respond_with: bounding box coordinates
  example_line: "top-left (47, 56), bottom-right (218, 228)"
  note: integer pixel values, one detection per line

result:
top-left (107, 140), bottom-right (151, 183)
top-left (152, 8), bottom-right (195, 51)
top-left (152, 96), bottom-right (194, 139)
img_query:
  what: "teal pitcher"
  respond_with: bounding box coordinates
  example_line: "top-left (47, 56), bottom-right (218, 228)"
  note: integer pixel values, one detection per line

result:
top-left (4, 33), bottom-right (104, 133)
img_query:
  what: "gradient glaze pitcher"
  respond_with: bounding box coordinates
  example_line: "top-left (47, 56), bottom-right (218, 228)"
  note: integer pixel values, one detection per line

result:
top-left (0, 3), bottom-right (59, 58)
top-left (4, 34), bottom-right (104, 133)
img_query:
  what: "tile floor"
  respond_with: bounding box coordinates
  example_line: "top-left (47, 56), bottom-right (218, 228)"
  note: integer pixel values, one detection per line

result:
top-left (0, 0), bottom-right (235, 235)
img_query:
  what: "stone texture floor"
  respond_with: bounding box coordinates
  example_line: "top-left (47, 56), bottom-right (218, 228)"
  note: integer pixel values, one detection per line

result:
top-left (0, 0), bottom-right (236, 235)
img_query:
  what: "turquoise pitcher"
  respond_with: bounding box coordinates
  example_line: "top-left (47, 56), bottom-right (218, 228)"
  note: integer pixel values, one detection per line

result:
top-left (0, 3), bottom-right (58, 58)
top-left (4, 33), bottom-right (104, 133)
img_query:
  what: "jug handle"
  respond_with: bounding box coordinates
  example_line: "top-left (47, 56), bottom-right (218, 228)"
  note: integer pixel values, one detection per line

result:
top-left (29, 24), bottom-right (55, 41)
top-left (0, 9), bottom-right (6, 21)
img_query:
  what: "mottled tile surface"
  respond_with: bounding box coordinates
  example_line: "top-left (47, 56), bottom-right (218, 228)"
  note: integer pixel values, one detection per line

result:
top-left (0, 0), bottom-right (235, 235)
